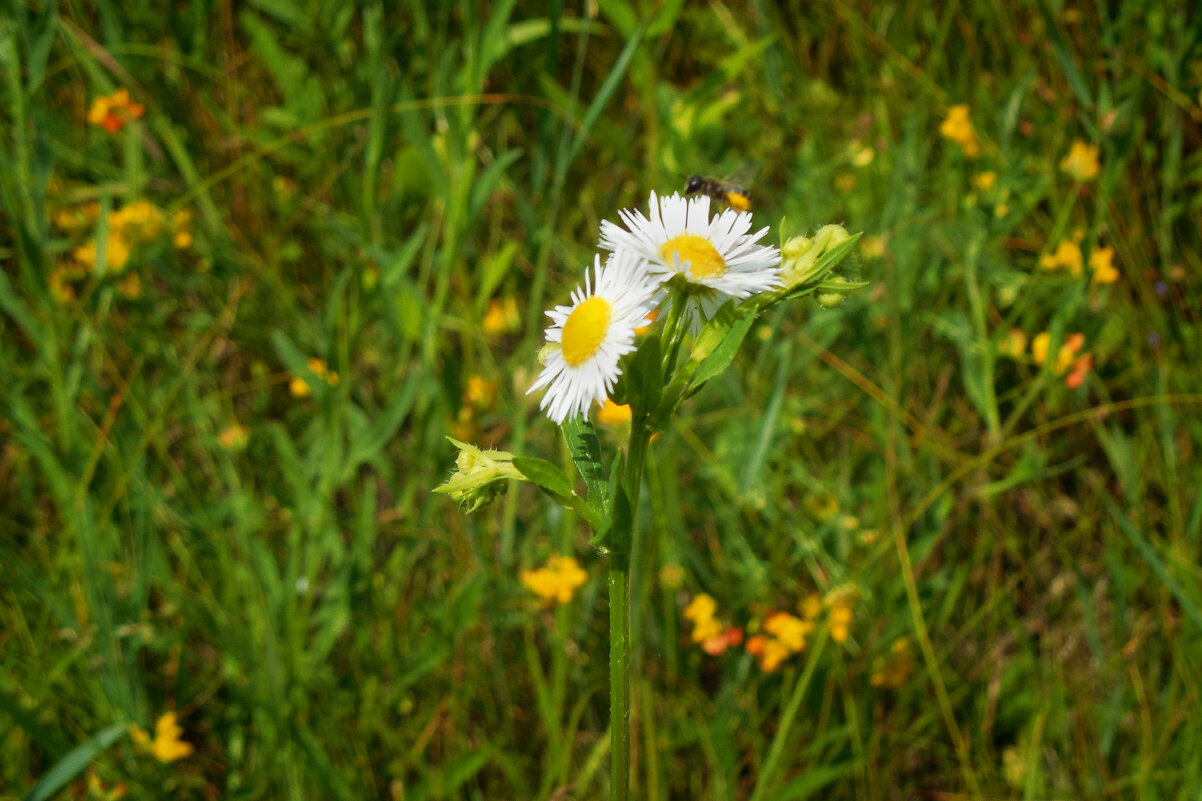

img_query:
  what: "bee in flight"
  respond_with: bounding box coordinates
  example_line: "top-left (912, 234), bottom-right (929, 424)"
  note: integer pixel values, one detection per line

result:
top-left (683, 167), bottom-right (756, 212)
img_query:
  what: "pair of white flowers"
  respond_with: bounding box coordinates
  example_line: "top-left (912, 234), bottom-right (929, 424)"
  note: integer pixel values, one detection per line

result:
top-left (529, 191), bottom-right (782, 424)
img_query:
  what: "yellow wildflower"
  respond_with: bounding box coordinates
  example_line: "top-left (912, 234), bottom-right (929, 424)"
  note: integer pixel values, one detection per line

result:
top-left (130, 712), bottom-right (193, 763)
top-left (172, 209), bottom-right (194, 249)
top-left (800, 594), bottom-right (823, 621)
top-left (1039, 240), bottom-right (1083, 276)
top-left (88, 89), bottom-right (145, 134)
top-left (219, 423), bottom-right (250, 450)
top-left (684, 593), bottom-right (717, 625)
top-left (482, 297), bottom-right (520, 336)
top-left (998, 328), bottom-right (1028, 359)
top-left (464, 375), bottom-right (497, 409)
top-left (1060, 139), bottom-right (1100, 181)
top-left (289, 376), bottom-right (311, 397)
top-left (939, 105), bottom-right (980, 157)
top-left (521, 554), bottom-right (588, 604)
top-left (828, 601), bottom-right (853, 643)
top-left (596, 398), bottom-right (632, 426)
top-left (850, 141), bottom-right (875, 167)
top-left (1032, 332), bottom-right (1086, 376)
top-left (859, 235), bottom-right (885, 260)
top-left (110, 200), bottom-right (164, 242)
top-left (972, 171), bottom-right (997, 192)
top-left (116, 272), bottom-right (142, 299)
top-left (1089, 247), bottom-right (1118, 285)
top-left (834, 173), bottom-right (857, 194)
top-left (763, 612), bottom-right (814, 652)
top-left (292, 358), bottom-right (339, 397)
top-left (746, 635), bottom-right (791, 672)
top-left (658, 563), bottom-right (684, 590)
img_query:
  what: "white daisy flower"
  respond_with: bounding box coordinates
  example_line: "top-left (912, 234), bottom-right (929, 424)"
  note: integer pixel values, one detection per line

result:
top-left (599, 191), bottom-right (782, 324)
top-left (527, 252), bottom-right (657, 424)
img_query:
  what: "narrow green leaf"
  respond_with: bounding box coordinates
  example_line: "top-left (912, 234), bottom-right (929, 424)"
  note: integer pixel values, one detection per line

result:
top-left (1103, 496), bottom-right (1202, 631)
top-left (514, 456), bottom-right (601, 529)
top-left (691, 303), bottom-right (758, 388)
top-left (567, 21), bottom-right (644, 164)
top-left (513, 456), bottom-right (573, 498)
top-left (25, 723), bottom-right (127, 801)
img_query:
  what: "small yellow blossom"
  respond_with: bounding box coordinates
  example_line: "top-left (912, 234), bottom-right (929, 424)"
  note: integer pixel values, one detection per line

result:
top-left (828, 601), bottom-right (853, 643)
top-left (88, 89), bottom-right (145, 134)
top-left (1060, 139), bottom-right (1100, 181)
top-left (998, 328), bottom-right (1028, 359)
top-left (1039, 240), bottom-right (1083, 276)
top-left (1089, 247), bottom-right (1118, 285)
top-left (521, 554), bottom-right (588, 604)
top-left (859, 235), bottom-right (885, 260)
top-left (596, 398), bottom-right (632, 426)
top-left (800, 594), bottom-right (823, 621)
top-left (834, 173), bottom-right (857, 194)
top-left (219, 423), bottom-right (250, 450)
top-left (292, 358), bottom-right (339, 396)
top-left (482, 297), bottom-right (520, 336)
top-left (289, 376), bottom-right (311, 397)
top-left (658, 563), bottom-right (684, 589)
top-left (116, 272), bottom-right (142, 299)
top-left (746, 635), bottom-right (791, 672)
top-left (684, 593), bottom-right (716, 625)
top-left (939, 105), bottom-right (980, 158)
top-left (1032, 332), bottom-right (1087, 377)
top-left (172, 209), bottom-right (193, 249)
top-left (972, 171), bottom-right (997, 192)
top-left (130, 712), bottom-right (193, 763)
top-left (110, 200), bottom-right (164, 242)
top-left (850, 141), bottom-right (875, 167)
top-left (86, 768), bottom-right (128, 800)
top-left (464, 375), bottom-right (497, 409)
top-left (763, 612), bottom-right (814, 652)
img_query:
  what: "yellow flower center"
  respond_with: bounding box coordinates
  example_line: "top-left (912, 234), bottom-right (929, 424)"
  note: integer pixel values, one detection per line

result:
top-left (661, 234), bottom-right (726, 279)
top-left (561, 296), bottom-right (612, 366)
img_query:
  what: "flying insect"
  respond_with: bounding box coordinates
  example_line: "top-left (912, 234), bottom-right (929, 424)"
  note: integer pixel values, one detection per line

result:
top-left (683, 167), bottom-right (756, 211)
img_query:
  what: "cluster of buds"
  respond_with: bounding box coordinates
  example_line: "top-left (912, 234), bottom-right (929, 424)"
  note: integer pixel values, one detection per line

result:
top-left (779, 224), bottom-right (863, 308)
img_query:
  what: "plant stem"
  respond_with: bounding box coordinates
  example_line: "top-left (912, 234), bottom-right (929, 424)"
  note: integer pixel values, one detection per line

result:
top-left (610, 417), bottom-right (651, 800)
top-left (608, 553), bottom-right (631, 801)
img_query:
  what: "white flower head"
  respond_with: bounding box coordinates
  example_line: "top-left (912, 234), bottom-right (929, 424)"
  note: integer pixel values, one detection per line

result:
top-left (528, 252), bottom-right (657, 424)
top-left (599, 191), bottom-right (782, 324)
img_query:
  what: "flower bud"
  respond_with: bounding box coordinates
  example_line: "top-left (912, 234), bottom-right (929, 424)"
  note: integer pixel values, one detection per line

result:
top-left (434, 438), bottom-right (526, 513)
top-left (780, 224), bottom-right (851, 289)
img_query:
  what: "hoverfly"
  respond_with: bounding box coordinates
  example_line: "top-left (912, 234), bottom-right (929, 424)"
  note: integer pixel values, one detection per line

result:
top-left (683, 165), bottom-right (757, 212)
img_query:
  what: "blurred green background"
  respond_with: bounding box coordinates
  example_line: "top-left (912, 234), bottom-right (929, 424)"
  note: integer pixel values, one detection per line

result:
top-left (3, 1), bottom-right (1202, 799)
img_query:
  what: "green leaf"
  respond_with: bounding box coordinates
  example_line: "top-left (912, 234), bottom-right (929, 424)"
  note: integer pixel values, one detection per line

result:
top-left (513, 456), bottom-right (601, 530)
top-left (563, 418), bottom-right (608, 512)
top-left (25, 723), bottom-right (127, 801)
top-left (690, 303), bottom-right (758, 388)
top-left (513, 456), bottom-right (572, 498)
top-left (1103, 496), bottom-right (1202, 632)
top-left (627, 333), bottom-right (662, 416)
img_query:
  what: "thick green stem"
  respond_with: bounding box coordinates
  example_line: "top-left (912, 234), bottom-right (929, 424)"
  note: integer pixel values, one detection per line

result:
top-left (610, 416), bottom-right (651, 800)
top-left (608, 554), bottom-right (631, 801)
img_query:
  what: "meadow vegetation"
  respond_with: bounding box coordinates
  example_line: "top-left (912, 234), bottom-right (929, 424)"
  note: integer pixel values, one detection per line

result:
top-left (2, 1), bottom-right (1201, 799)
